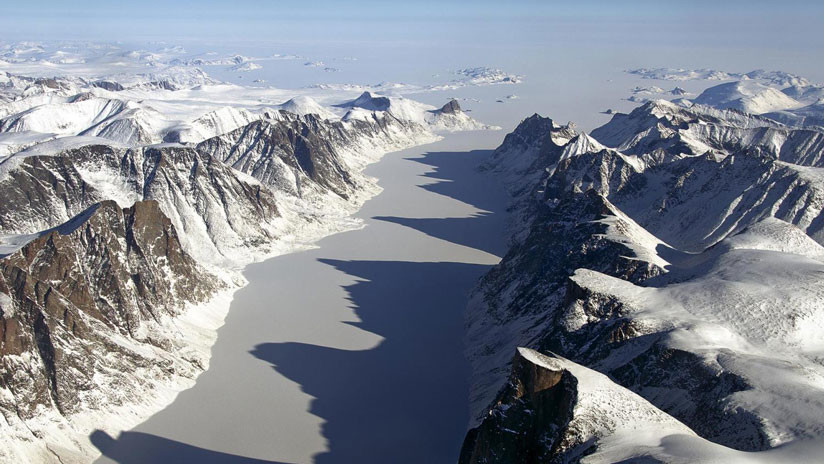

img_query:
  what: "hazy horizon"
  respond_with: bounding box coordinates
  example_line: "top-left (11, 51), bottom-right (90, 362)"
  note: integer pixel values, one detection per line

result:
top-left (3, 1), bottom-right (823, 82)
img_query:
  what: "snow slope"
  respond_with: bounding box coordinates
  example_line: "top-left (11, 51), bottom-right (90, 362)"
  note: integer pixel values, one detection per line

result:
top-left (691, 80), bottom-right (803, 114)
top-left (337, 92), bottom-right (498, 132)
top-left (278, 95), bottom-right (339, 120)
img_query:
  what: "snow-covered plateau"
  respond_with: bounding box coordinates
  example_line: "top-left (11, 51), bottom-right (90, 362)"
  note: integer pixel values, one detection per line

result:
top-left (0, 55), bottom-right (496, 463)
top-left (463, 85), bottom-right (824, 462)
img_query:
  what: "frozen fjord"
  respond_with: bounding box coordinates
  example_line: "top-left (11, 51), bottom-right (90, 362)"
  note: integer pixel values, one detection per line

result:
top-left (93, 130), bottom-right (510, 464)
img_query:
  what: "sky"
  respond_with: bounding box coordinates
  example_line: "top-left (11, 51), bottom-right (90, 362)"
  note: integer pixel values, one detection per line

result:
top-left (2, 1), bottom-right (823, 130)
top-left (3, 1), bottom-right (823, 74)
top-left (3, 0), bottom-right (824, 49)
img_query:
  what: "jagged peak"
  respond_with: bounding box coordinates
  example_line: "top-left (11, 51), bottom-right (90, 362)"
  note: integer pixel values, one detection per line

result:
top-left (559, 132), bottom-right (608, 161)
top-left (510, 113), bottom-right (556, 138)
top-left (632, 98), bottom-right (685, 119)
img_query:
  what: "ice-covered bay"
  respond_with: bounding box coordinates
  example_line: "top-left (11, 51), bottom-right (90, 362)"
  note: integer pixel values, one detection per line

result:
top-left (93, 130), bottom-right (510, 464)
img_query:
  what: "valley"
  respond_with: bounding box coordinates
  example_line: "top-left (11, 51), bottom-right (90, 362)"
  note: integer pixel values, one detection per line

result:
top-left (93, 130), bottom-right (510, 464)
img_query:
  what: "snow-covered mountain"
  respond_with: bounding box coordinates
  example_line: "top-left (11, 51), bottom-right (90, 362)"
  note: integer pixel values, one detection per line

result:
top-left (277, 95), bottom-right (338, 120)
top-left (464, 100), bottom-right (824, 461)
top-left (195, 109), bottom-right (438, 227)
top-left (620, 68), bottom-right (824, 133)
top-left (690, 80), bottom-right (803, 114)
top-left (627, 68), bottom-right (810, 87)
top-left (0, 67), bottom-right (495, 463)
top-left (461, 348), bottom-right (824, 463)
top-left (0, 75), bottom-right (494, 159)
top-left (163, 106), bottom-right (258, 143)
top-left (0, 200), bottom-right (227, 463)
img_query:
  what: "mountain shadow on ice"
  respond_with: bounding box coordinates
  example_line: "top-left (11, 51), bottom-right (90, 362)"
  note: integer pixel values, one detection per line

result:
top-left (372, 149), bottom-right (508, 257)
top-left (404, 149), bottom-right (501, 211)
top-left (91, 431), bottom-right (289, 464)
top-left (251, 259), bottom-right (492, 464)
top-left (373, 213), bottom-right (504, 256)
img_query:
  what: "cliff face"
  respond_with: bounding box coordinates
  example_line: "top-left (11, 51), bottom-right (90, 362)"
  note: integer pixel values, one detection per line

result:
top-left (459, 349), bottom-right (578, 464)
top-left (462, 349), bottom-right (708, 464)
top-left (196, 110), bottom-right (435, 201)
top-left (196, 112), bottom-right (362, 199)
top-left (466, 190), bottom-right (667, 423)
top-left (0, 200), bottom-right (220, 460)
top-left (0, 144), bottom-right (282, 265)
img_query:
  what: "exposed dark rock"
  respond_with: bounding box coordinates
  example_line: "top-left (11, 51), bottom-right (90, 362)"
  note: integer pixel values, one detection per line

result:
top-left (460, 349), bottom-right (578, 464)
top-left (440, 99), bottom-right (462, 114)
top-left (0, 144), bottom-right (281, 259)
top-left (91, 80), bottom-right (125, 92)
top-left (0, 199), bottom-right (219, 420)
top-left (32, 78), bottom-right (62, 90)
top-left (68, 92), bottom-right (96, 103)
top-left (197, 110), bottom-right (421, 200)
top-left (466, 103), bottom-right (824, 456)
top-left (480, 190), bottom-right (665, 322)
top-left (591, 100), bottom-right (824, 165)
top-left (197, 113), bottom-right (357, 198)
top-left (335, 91), bottom-right (391, 112)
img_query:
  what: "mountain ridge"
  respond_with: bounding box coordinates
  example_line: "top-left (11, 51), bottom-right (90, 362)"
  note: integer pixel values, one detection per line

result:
top-left (463, 100), bottom-right (824, 461)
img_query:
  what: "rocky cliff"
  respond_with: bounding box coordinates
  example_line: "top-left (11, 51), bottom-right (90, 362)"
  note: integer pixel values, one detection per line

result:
top-left (0, 143), bottom-right (282, 266)
top-left (0, 200), bottom-right (221, 462)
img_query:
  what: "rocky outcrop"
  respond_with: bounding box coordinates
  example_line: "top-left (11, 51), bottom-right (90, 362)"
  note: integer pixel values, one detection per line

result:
top-left (459, 349), bottom-right (577, 464)
top-left (336, 91), bottom-right (391, 112)
top-left (440, 99), bottom-right (462, 114)
top-left (428, 99), bottom-right (497, 132)
top-left (90, 80), bottom-right (125, 92)
top-left (462, 349), bottom-right (708, 463)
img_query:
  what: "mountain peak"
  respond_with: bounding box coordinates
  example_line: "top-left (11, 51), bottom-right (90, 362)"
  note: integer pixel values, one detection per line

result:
top-left (439, 99), bottom-right (462, 114)
top-left (340, 91), bottom-right (391, 111)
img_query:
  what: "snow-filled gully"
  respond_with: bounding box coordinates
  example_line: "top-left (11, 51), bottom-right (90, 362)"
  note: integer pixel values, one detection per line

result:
top-left (93, 131), bottom-right (510, 464)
